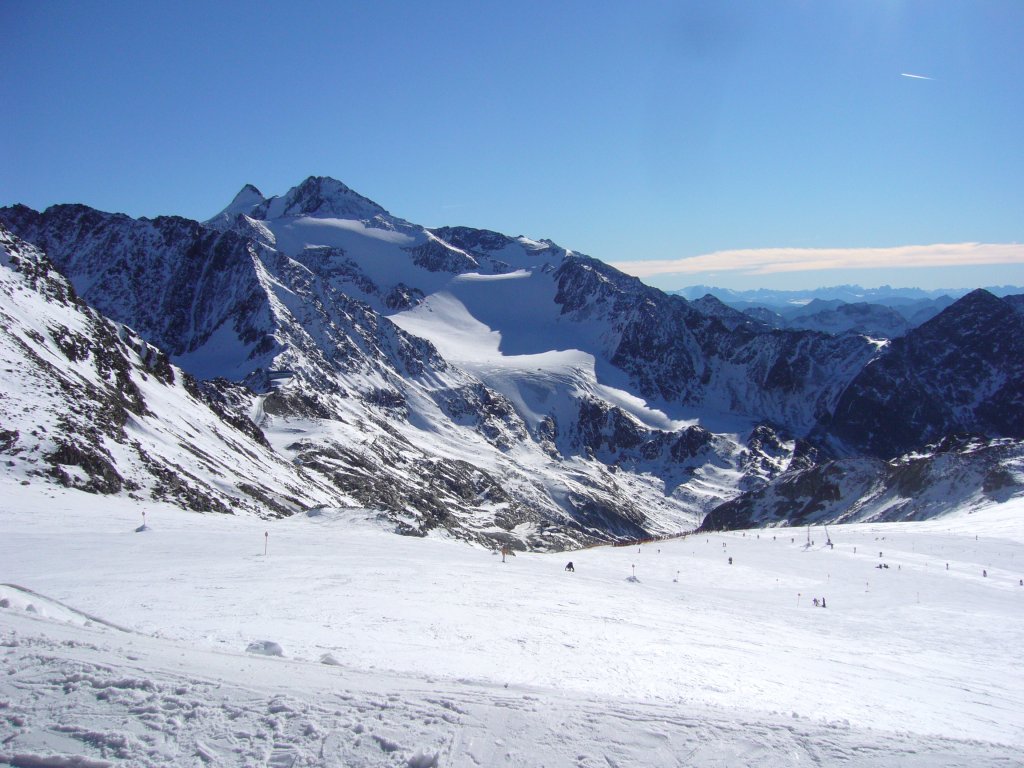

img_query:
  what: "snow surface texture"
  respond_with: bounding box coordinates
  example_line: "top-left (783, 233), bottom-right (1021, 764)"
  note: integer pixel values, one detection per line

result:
top-left (1, 478), bottom-right (1021, 766)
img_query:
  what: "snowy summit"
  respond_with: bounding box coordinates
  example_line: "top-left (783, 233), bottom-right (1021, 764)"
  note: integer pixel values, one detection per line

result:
top-left (0, 175), bottom-right (1022, 765)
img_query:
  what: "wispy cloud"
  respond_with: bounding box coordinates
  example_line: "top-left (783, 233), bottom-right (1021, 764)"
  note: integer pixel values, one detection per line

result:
top-left (900, 72), bottom-right (933, 80)
top-left (610, 243), bottom-right (1024, 279)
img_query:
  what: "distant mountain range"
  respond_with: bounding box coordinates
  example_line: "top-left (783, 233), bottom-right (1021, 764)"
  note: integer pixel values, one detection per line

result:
top-left (672, 284), bottom-right (1023, 305)
top-left (673, 284), bottom-right (1023, 339)
top-left (2, 177), bottom-right (1022, 546)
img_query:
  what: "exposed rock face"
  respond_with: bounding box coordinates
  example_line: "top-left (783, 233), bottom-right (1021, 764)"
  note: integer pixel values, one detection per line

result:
top-left (821, 290), bottom-right (1024, 458)
top-left (700, 437), bottom-right (1024, 531)
top-left (553, 256), bottom-right (877, 433)
top-left (4, 177), bottom-right (1023, 544)
top-left (744, 299), bottom-right (913, 338)
top-left (406, 237), bottom-right (479, 274)
top-left (0, 203), bottom-right (277, 368)
top-left (0, 224), bottom-right (341, 517)
top-left (1003, 294), bottom-right (1024, 316)
top-left (691, 294), bottom-right (767, 332)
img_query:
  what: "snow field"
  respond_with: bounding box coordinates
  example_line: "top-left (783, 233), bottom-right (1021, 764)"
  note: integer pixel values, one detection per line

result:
top-left (1, 477), bottom-right (1022, 766)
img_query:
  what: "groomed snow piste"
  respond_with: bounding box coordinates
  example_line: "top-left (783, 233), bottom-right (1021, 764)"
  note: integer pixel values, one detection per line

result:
top-left (1, 476), bottom-right (1022, 766)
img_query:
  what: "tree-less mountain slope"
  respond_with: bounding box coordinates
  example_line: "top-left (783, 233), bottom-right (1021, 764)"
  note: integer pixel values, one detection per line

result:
top-left (700, 290), bottom-right (1024, 530)
top-left (0, 225), bottom-right (341, 515)
top-left (820, 289), bottom-right (1024, 458)
top-left (3, 177), bottom-right (1023, 540)
top-left (781, 300), bottom-right (912, 338)
top-left (4, 181), bottom-right (802, 545)
top-left (700, 436), bottom-right (1024, 530)
top-left (676, 285), bottom-right (983, 338)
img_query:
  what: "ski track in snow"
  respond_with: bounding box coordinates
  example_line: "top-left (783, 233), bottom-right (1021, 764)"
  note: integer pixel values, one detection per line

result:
top-left (1, 478), bottom-right (1022, 766)
top-left (3, 617), bottom-right (1015, 768)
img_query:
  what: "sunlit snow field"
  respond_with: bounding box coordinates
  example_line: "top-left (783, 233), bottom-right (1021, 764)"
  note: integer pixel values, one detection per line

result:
top-left (1, 474), bottom-right (1022, 766)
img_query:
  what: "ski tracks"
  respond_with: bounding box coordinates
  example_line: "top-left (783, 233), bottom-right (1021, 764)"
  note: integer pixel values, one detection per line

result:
top-left (1, 609), bottom-right (1019, 767)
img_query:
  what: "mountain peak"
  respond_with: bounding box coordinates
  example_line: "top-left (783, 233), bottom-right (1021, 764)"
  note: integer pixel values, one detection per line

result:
top-left (206, 184), bottom-right (267, 224)
top-left (261, 176), bottom-right (390, 220)
top-left (229, 183), bottom-right (266, 210)
top-left (206, 177), bottom-right (391, 226)
top-left (920, 288), bottom-right (1009, 332)
top-left (237, 183), bottom-right (264, 200)
top-left (959, 287), bottom-right (1000, 303)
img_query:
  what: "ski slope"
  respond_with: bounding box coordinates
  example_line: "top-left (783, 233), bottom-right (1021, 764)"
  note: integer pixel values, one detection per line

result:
top-left (1, 476), bottom-right (1022, 766)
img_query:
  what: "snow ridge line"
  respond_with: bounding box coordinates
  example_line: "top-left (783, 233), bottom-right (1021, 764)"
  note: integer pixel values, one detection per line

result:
top-left (0, 583), bottom-right (133, 633)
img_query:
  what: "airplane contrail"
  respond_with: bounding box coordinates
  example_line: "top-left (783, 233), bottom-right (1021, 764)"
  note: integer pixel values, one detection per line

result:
top-left (901, 73), bottom-right (933, 80)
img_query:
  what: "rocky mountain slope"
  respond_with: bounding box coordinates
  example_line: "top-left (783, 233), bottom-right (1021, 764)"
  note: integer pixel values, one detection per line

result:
top-left (747, 299), bottom-right (914, 338)
top-left (821, 289), bottom-right (1024, 458)
top-left (700, 436), bottom-right (1024, 530)
top-left (700, 288), bottom-right (1024, 530)
top-left (0, 226), bottom-right (340, 516)
top-left (3, 177), bottom-right (1022, 543)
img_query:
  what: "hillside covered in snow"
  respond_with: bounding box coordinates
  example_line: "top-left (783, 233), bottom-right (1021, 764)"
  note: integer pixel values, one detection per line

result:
top-left (2, 176), bottom-right (1023, 545)
top-left (2, 176), bottom-right (1023, 766)
top-left (1, 480), bottom-right (1021, 766)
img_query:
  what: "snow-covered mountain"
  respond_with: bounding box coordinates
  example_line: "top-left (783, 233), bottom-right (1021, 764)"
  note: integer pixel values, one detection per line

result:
top-left (701, 436), bottom-right (1024, 530)
top-left (3, 177), bottom-right (1023, 542)
top-left (703, 288), bottom-right (1024, 529)
top-left (0, 225), bottom-right (341, 515)
top-left (1, 182), bottom-right (792, 547)
top-left (822, 289), bottom-right (1024, 458)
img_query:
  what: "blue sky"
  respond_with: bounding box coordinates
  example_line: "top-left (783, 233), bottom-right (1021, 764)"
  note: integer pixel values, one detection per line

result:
top-left (2, 0), bottom-right (1022, 291)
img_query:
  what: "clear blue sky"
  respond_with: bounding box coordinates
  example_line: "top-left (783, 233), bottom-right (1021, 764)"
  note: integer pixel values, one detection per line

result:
top-left (3, 0), bottom-right (1022, 291)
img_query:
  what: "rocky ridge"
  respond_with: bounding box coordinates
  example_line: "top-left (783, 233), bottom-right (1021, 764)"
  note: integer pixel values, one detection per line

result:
top-left (2, 177), bottom-right (1022, 544)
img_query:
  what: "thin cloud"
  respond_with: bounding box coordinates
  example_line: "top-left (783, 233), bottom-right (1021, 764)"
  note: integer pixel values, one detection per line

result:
top-left (611, 243), bottom-right (1024, 279)
top-left (901, 72), bottom-right (933, 80)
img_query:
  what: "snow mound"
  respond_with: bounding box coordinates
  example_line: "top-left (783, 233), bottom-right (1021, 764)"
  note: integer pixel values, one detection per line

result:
top-left (245, 640), bottom-right (284, 657)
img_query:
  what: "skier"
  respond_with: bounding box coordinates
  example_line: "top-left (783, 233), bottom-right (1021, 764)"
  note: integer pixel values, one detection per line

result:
top-left (821, 597), bottom-right (827, 608)
top-left (565, 561), bottom-right (575, 572)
